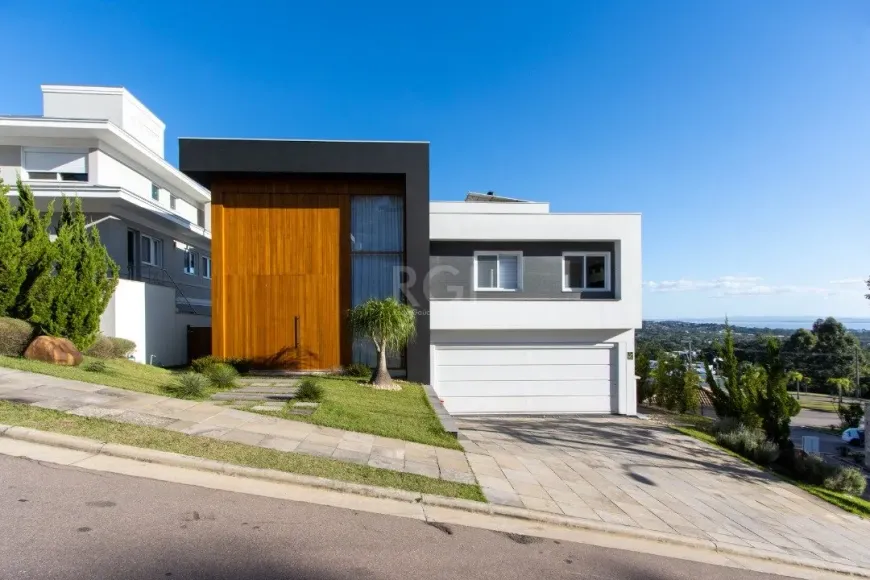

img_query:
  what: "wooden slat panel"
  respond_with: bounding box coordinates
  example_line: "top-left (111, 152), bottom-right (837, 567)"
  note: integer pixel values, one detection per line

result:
top-left (213, 185), bottom-right (341, 369)
top-left (212, 175), bottom-right (403, 370)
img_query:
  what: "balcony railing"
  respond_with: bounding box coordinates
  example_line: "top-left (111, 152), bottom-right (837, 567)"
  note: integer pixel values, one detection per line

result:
top-left (127, 263), bottom-right (204, 315)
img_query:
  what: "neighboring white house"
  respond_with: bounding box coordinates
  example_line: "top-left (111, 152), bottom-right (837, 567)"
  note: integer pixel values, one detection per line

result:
top-left (0, 85), bottom-right (212, 365)
top-left (427, 194), bottom-right (642, 415)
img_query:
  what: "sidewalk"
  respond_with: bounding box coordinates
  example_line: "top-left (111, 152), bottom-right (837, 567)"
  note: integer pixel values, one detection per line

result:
top-left (0, 367), bottom-right (475, 484)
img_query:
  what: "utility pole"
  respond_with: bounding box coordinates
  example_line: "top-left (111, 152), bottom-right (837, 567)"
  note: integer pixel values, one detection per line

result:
top-left (856, 345), bottom-right (862, 401)
top-left (688, 338), bottom-right (693, 366)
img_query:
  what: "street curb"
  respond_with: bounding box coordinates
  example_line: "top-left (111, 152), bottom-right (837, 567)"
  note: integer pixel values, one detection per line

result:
top-left (1, 423), bottom-right (868, 578)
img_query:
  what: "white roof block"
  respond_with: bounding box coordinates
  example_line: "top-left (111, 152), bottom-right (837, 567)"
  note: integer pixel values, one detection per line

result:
top-left (41, 85), bottom-right (165, 158)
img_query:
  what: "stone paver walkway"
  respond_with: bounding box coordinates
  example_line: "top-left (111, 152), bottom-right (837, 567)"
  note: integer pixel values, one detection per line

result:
top-left (0, 368), bottom-right (473, 484)
top-left (457, 416), bottom-right (870, 570)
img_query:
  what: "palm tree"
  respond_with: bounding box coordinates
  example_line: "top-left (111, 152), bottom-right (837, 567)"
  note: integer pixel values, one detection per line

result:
top-left (347, 297), bottom-right (416, 390)
top-left (786, 371), bottom-right (804, 400)
top-left (827, 377), bottom-right (853, 406)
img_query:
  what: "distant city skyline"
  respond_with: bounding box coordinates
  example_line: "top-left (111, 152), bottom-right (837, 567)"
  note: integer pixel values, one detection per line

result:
top-left (3, 0), bottom-right (868, 319)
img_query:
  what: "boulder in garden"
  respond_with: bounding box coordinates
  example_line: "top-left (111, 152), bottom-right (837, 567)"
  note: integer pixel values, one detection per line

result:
top-left (23, 336), bottom-right (83, 366)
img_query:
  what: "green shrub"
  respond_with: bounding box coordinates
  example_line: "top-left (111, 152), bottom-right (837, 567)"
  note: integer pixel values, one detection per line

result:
top-left (204, 362), bottom-right (239, 389)
top-left (85, 335), bottom-right (136, 359)
top-left (788, 452), bottom-right (839, 485)
top-left (165, 372), bottom-right (209, 399)
top-left (83, 360), bottom-right (108, 373)
top-left (0, 317), bottom-right (36, 356)
top-left (296, 377), bottom-right (324, 402)
top-left (343, 363), bottom-right (371, 378)
top-left (716, 425), bottom-right (769, 459)
top-left (223, 358), bottom-right (252, 374)
top-left (109, 337), bottom-right (135, 358)
top-left (191, 355), bottom-right (220, 374)
top-left (823, 467), bottom-right (867, 496)
top-left (838, 403), bottom-right (864, 429)
top-left (192, 356), bottom-right (251, 375)
top-left (85, 337), bottom-right (114, 358)
top-left (711, 417), bottom-right (742, 435)
top-left (751, 440), bottom-right (780, 465)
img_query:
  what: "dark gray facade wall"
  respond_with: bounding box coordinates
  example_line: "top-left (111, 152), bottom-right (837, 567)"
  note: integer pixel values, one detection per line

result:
top-left (179, 139), bottom-right (429, 183)
top-left (428, 241), bottom-right (616, 301)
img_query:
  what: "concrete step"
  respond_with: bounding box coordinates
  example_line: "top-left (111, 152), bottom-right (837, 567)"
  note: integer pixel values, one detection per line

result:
top-left (250, 402), bottom-right (286, 411)
top-left (210, 393), bottom-right (295, 402)
top-left (234, 386), bottom-right (299, 394)
top-left (236, 379), bottom-right (300, 386)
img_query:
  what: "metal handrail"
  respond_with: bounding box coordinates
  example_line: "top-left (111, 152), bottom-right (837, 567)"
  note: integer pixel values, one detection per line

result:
top-left (131, 263), bottom-right (202, 315)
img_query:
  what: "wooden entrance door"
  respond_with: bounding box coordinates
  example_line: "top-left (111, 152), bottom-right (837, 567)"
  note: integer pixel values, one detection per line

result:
top-left (211, 186), bottom-right (349, 370)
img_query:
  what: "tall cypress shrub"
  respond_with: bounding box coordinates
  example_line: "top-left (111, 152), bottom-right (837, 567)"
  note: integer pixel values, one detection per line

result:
top-left (758, 338), bottom-right (801, 447)
top-left (11, 179), bottom-right (54, 327)
top-left (0, 178), bottom-right (24, 316)
top-left (42, 197), bottom-right (80, 341)
top-left (45, 197), bottom-right (119, 349)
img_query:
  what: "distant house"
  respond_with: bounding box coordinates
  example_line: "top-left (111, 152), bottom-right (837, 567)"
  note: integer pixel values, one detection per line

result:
top-left (0, 84), bottom-right (211, 365)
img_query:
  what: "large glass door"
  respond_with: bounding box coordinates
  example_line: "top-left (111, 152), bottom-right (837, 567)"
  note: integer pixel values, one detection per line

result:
top-left (350, 195), bottom-right (405, 369)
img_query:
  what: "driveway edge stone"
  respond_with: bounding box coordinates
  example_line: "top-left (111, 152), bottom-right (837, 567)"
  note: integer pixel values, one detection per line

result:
top-left (1, 423), bottom-right (868, 578)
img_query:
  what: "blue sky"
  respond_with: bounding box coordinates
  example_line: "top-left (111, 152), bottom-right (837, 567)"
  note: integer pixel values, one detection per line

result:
top-left (4, 0), bottom-right (870, 319)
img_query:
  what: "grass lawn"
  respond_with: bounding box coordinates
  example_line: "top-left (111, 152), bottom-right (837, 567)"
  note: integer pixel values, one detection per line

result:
top-left (794, 399), bottom-right (839, 413)
top-left (0, 355), bottom-right (216, 400)
top-left (247, 376), bottom-right (463, 451)
top-left (672, 425), bottom-right (870, 519)
top-left (0, 401), bottom-right (485, 501)
top-left (786, 392), bottom-right (865, 414)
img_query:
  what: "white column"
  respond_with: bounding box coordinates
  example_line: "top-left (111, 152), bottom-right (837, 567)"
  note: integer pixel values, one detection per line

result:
top-left (616, 342), bottom-right (627, 415)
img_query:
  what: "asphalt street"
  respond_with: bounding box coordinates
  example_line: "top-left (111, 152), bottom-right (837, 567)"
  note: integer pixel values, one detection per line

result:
top-left (792, 408), bottom-right (843, 430)
top-left (0, 454), bottom-right (800, 580)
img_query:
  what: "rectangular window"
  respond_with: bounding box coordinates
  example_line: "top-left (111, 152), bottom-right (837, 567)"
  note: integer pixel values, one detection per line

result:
top-left (563, 252), bottom-right (611, 291)
top-left (474, 252), bottom-right (521, 291)
top-left (60, 173), bottom-right (88, 182)
top-left (183, 249), bottom-right (197, 275)
top-left (170, 195), bottom-right (177, 210)
top-left (26, 172), bottom-right (58, 180)
top-left (151, 184), bottom-right (160, 201)
top-left (141, 235), bottom-right (162, 267)
top-left (350, 195), bottom-right (404, 367)
top-left (201, 256), bottom-right (212, 279)
top-left (23, 147), bottom-right (88, 182)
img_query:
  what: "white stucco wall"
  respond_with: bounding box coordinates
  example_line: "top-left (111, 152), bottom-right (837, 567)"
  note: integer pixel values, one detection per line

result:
top-left (95, 150), bottom-right (154, 201)
top-left (0, 145), bottom-right (21, 183)
top-left (43, 91), bottom-right (124, 129)
top-left (100, 279), bottom-right (210, 367)
top-left (42, 85), bottom-right (165, 158)
top-left (94, 149), bottom-right (201, 225)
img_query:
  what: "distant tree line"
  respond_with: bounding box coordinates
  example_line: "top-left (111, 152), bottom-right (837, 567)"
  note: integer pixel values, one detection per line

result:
top-left (638, 317), bottom-right (867, 398)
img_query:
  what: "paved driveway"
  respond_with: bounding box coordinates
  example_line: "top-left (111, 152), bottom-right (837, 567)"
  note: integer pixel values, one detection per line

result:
top-left (457, 416), bottom-right (870, 568)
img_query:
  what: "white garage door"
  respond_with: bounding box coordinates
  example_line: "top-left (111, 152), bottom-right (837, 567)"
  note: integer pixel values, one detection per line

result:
top-left (434, 345), bottom-right (615, 415)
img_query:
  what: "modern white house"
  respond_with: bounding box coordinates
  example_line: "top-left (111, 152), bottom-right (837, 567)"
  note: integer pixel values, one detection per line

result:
top-left (427, 193), bottom-right (642, 415)
top-left (0, 85), bottom-right (212, 365)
